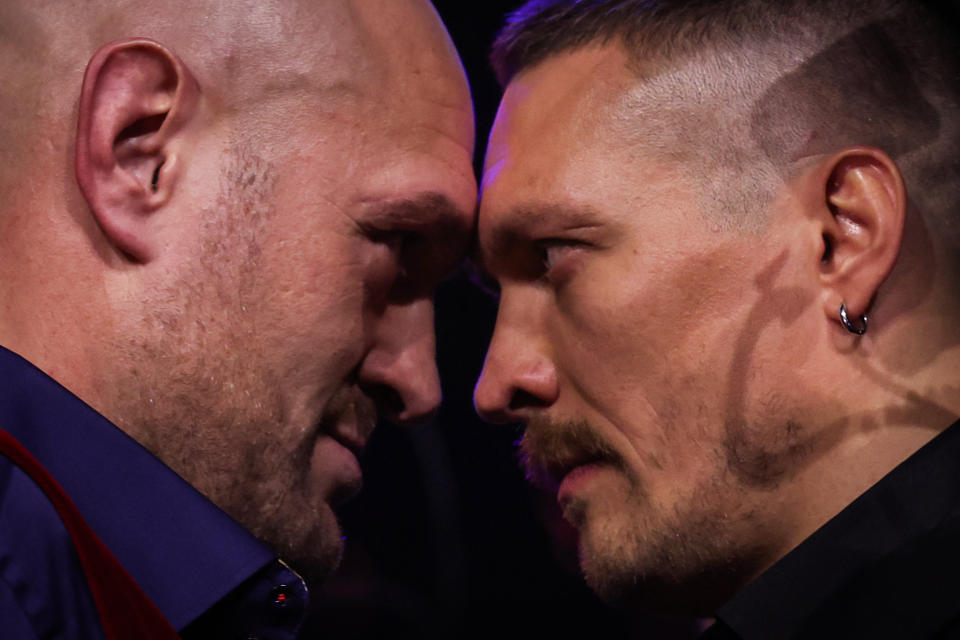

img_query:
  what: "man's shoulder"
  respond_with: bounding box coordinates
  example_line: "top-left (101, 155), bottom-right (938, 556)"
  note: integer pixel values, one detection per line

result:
top-left (0, 345), bottom-right (295, 635)
top-left (717, 419), bottom-right (960, 639)
top-left (798, 508), bottom-right (960, 637)
top-left (0, 455), bottom-right (105, 640)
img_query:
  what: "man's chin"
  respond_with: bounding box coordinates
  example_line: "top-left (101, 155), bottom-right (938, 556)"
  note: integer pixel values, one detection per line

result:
top-left (247, 499), bottom-right (346, 588)
top-left (284, 537), bottom-right (344, 589)
top-left (579, 541), bottom-right (703, 616)
top-left (575, 511), bottom-right (748, 618)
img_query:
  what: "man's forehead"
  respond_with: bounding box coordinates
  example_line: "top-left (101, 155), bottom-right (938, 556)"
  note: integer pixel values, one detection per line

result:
top-left (485, 44), bottom-right (636, 173)
top-left (185, 0), bottom-right (467, 112)
top-left (481, 74), bottom-right (684, 229)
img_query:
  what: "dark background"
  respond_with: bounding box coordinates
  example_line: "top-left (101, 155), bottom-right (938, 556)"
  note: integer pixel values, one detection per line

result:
top-left (308, 4), bottom-right (701, 639)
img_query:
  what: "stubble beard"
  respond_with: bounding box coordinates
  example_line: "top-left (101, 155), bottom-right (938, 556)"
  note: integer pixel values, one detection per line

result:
top-left (109, 332), bottom-right (345, 587)
top-left (571, 475), bottom-right (755, 616)
top-left (103, 146), bottom-right (343, 586)
top-left (521, 415), bottom-right (762, 616)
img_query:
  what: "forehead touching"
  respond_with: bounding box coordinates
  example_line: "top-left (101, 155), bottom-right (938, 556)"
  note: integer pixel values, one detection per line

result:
top-left (484, 44), bottom-right (634, 175)
top-left (341, 0), bottom-right (477, 242)
top-left (214, 0), bottom-right (477, 224)
top-left (170, 3), bottom-right (478, 267)
top-left (478, 43), bottom-right (696, 257)
top-left (483, 46), bottom-right (637, 216)
top-left (344, 0), bottom-right (476, 195)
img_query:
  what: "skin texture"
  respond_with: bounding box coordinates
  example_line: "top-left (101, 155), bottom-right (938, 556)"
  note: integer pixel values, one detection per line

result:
top-left (0, 0), bottom-right (476, 585)
top-left (474, 44), bottom-right (960, 615)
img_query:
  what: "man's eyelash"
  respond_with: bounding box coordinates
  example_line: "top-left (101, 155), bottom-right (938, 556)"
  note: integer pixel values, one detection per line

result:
top-left (534, 239), bottom-right (582, 270)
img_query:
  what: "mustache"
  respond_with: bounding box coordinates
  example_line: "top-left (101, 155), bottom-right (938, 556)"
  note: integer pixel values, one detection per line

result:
top-left (519, 415), bottom-right (623, 491)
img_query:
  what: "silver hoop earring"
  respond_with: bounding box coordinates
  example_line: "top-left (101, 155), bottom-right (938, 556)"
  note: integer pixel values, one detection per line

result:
top-left (840, 303), bottom-right (867, 335)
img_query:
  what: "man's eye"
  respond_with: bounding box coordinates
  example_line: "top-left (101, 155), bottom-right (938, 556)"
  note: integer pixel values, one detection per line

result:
top-left (369, 229), bottom-right (408, 255)
top-left (367, 229), bottom-right (421, 273)
top-left (360, 228), bottom-right (408, 289)
top-left (534, 240), bottom-right (574, 272)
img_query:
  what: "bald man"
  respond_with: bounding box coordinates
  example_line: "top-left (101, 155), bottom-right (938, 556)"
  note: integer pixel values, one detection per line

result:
top-left (0, 0), bottom-right (475, 637)
top-left (474, 0), bottom-right (960, 636)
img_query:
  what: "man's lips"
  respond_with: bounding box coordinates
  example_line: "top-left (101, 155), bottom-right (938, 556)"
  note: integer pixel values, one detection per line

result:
top-left (329, 428), bottom-right (369, 458)
top-left (312, 436), bottom-right (365, 506)
top-left (312, 391), bottom-right (378, 505)
top-left (556, 462), bottom-right (612, 502)
top-left (527, 453), bottom-right (613, 494)
top-left (324, 417), bottom-right (376, 504)
top-left (320, 390), bottom-right (377, 456)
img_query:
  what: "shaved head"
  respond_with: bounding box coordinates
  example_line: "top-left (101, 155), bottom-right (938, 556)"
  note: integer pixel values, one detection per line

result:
top-left (0, 0), bottom-right (468, 178)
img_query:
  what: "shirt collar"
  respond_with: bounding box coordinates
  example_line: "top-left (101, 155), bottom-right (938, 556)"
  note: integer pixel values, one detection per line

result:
top-left (0, 345), bottom-right (278, 630)
top-left (716, 418), bottom-right (960, 638)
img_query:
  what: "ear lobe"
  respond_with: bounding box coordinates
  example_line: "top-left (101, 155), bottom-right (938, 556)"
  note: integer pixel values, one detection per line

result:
top-left (75, 38), bottom-right (199, 262)
top-left (816, 148), bottom-right (906, 331)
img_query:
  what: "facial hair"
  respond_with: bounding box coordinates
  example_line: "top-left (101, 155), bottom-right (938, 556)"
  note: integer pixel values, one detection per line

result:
top-left (520, 414), bottom-right (624, 493)
top-left (102, 145), bottom-right (344, 586)
top-left (519, 414), bottom-right (762, 615)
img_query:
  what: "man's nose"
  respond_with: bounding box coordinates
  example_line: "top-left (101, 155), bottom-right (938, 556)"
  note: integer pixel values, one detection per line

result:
top-left (474, 296), bottom-right (558, 424)
top-left (358, 297), bottom-right (441, 425)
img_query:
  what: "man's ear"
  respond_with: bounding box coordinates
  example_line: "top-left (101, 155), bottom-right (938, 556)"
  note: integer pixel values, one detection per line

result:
top-left (808, 147), bottom-right (906, 332)
top-left (75, 38), bottom-right (199, 262)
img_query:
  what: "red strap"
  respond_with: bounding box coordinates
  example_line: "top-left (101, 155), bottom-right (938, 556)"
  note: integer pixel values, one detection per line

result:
top-left (0, 430), bottom-right (181, 640)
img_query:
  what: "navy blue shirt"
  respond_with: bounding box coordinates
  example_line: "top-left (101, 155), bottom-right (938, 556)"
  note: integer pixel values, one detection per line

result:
top-left (0, 346), bottom-right (308, 639)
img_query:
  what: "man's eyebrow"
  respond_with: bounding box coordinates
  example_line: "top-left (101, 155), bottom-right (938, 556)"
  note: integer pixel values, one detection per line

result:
top-left (365, 192), bottom-right (481, 288)
top-left (364, 192), bottom-right (474, 235)
top-left (483, 202), bottom-right (604, 255)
